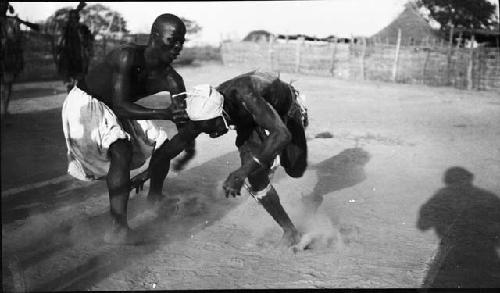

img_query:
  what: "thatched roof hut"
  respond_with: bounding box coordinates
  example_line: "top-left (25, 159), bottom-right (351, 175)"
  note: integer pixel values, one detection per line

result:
top-left (371, 3), bottom-right (443, 46)
top-left (243, 30), bottom-right (271, 42)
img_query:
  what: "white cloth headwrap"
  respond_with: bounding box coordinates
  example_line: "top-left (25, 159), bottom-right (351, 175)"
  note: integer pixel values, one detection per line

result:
top-left (181, 84), bottom-right (224, 121)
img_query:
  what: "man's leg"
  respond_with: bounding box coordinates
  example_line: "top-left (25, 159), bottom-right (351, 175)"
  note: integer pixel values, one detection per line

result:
top-left (105, 139), bottom-right (134, 243)
top-left (1, 80), bottom-right (12, 119)
top-left (1, 82), bottom-right (7, 117)
top-left (172, 140), bottom-right (196, 171)
top-left (147, 139), bottom-right (172, 202)
top-left (240, 148), bottom-right (301, 246)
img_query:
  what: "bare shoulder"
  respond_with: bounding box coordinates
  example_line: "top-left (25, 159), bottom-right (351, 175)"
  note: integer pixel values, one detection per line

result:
top-left (222, 70), bottom-right (275, 87)
top-left (219, 72), bottom-right (273, 100)
top-left (108, 44), bottom-right (145, 70)
top-left (164, 65), bottom-right (183, 81)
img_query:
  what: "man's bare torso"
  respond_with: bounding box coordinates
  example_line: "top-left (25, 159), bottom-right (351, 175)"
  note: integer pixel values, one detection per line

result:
top-left (78, 44), bottom-right (179, 107)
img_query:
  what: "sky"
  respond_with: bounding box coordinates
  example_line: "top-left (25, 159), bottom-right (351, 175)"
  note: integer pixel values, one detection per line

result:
top-left (5, 0), bottom-right (451, 46)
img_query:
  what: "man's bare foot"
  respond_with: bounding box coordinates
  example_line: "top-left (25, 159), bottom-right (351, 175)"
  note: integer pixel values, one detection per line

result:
top-left (103, 225), bottom-right (145, 245)
top-left (278, 229), bottom-right (302, 248)
top-left (172, 148), bottom-right (195, 172)
top-left (147, 193), bottom-right (180, 213)
top-left (147, 193), bottom-right (179, 204)
top-left (291, 233), bottom-right (317, 253)
top-left (146, 192), bottom-right (164, 204)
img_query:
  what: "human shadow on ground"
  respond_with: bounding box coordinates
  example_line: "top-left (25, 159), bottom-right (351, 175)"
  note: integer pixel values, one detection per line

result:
top-left (10, 87), bottom-right (66, 101)
top-left (1, 105), bottom-right (97, 224)
top-left (2, 100), bottom-right (176, 222)
top-left (1, 107), bottom-right (68, 190)
top-left (417, 166), bottom-right (500, 288)
top-left (4, 150), bottom-right (244, 291)
top-left (301, 147), bottom-right (371, 214)
top-left (1, 179), bottom-right (104, 224)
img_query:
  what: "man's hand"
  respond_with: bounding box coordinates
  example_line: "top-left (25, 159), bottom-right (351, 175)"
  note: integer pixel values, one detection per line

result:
top-left (223, 169), bottom-right (247, 198)
top-left (172, 141), bottom-right (196, 171)
top-left (171, 107), bottom-right (189, 124)
top-left (130, 170), bottom-right (149, 194)
top-left (158, 107), bottom-right (188, 123)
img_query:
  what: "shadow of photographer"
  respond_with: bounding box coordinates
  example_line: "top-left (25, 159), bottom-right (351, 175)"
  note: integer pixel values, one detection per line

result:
top-left (417, 166), bottom-right (500, 288)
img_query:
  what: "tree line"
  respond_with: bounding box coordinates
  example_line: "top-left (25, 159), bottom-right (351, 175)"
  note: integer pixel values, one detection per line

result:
top-left (34, 3), bottom-right (201, 40)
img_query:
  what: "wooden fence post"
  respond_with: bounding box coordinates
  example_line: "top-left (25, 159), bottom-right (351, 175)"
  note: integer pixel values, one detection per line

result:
top-left (422, 48), bottom-right (431, 85)
top-left (476, 45), bottom-right (483, 90)
top-left (220, 40), bottom-right (225, 65)
top-left (422, 36), bottom-right (429, 47)
top-left (446, 27), bottom-right (454, 86)
top-left (466, 34), bottom-right (475, 90)
top-left (268, 34), bottom-right (274, 71)
top-left (360, 37), bottom-right (367, 80)
top-left (392, 28), bottom-right (401, 82)
top-left (456, 31), bottom-right (464, 87)
top-left (456, 32), bottom-right (463, 49)
top-left (295, 37), bottom-right (303, 73)
top-left (329, 38), bottom-right (337, 76)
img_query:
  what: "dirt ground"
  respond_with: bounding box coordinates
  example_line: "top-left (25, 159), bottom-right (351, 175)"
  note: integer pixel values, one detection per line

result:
top-left (2, 62), bottom-right (500, 291)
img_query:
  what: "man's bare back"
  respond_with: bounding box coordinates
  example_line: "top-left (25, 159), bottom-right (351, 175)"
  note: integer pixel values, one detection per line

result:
top-left (217, 71), bottom-right (296, 131)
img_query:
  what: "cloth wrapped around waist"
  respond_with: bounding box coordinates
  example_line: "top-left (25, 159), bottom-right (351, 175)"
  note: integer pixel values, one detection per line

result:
top-left (61, 86), bottom-right (168, 181)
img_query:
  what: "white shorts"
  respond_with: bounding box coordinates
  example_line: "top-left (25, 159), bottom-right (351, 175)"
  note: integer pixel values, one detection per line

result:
top-left (61, 86), bottom-right (168, 181)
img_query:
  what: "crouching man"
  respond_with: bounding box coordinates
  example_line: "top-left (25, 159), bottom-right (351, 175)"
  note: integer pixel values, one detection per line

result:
top-left (61, 13), bottom-right (190, 244)
top-left (133, 71), bottom-right (309, 247)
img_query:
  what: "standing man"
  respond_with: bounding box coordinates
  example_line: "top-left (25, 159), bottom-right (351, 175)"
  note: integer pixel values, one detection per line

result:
top-left (1, 1), bottom-right (40, 121)
top-left (56, 1), bottom-right (93, 93)
top-left (62, 13), bottom-right (191, 244)
top-left (132, 71), bottom-right (309, 247)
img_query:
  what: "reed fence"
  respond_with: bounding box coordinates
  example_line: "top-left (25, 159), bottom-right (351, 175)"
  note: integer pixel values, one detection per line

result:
top-left (221, 33), bottom-right (500, 91)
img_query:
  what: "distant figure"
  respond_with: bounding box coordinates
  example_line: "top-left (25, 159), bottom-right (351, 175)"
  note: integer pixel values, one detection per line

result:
top-left (62, 13), bottom-right (190, 244)
top-left (417, 167), bottom-right (500, 288)
top-left (56, 1), bottom-right (93, 93)
top-left (0, 1), bottom-right (40, 122)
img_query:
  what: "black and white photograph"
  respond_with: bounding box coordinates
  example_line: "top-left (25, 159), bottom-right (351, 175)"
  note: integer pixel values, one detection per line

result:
top-left (1, 0), bottom-right (500, 291)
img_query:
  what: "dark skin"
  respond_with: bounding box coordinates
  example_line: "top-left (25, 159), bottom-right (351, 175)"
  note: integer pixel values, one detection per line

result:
top-left (132, 73), bottom-right (305, 247)
top-left (77, 14), bottom-right (192, 243)
top-left (57, 4), bottom-right (93, 92)
top-left (1, 1), bottom-right (39, 120)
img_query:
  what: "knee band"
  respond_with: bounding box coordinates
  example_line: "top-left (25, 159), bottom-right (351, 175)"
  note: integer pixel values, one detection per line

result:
top-left (246, 182), bottom-right (273, 201)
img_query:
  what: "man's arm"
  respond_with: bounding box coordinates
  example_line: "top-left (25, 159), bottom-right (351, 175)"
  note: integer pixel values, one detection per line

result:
top-left (130, 121), bottom-right (201, 191)
top-left (233, 85), bottom-right (291, 178)
top-left (164, 66), bottom-right (197, 171)
top-left (155, 121), bottom-right (201, 160)
top-left (164, 66), bottom-right (187, 104)
top-left (222, 84), bottom-right (291, 197)
top-left (15, 16), bottom-right (40, 31)
top-left (111, 49), bottom-right (179, 121)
